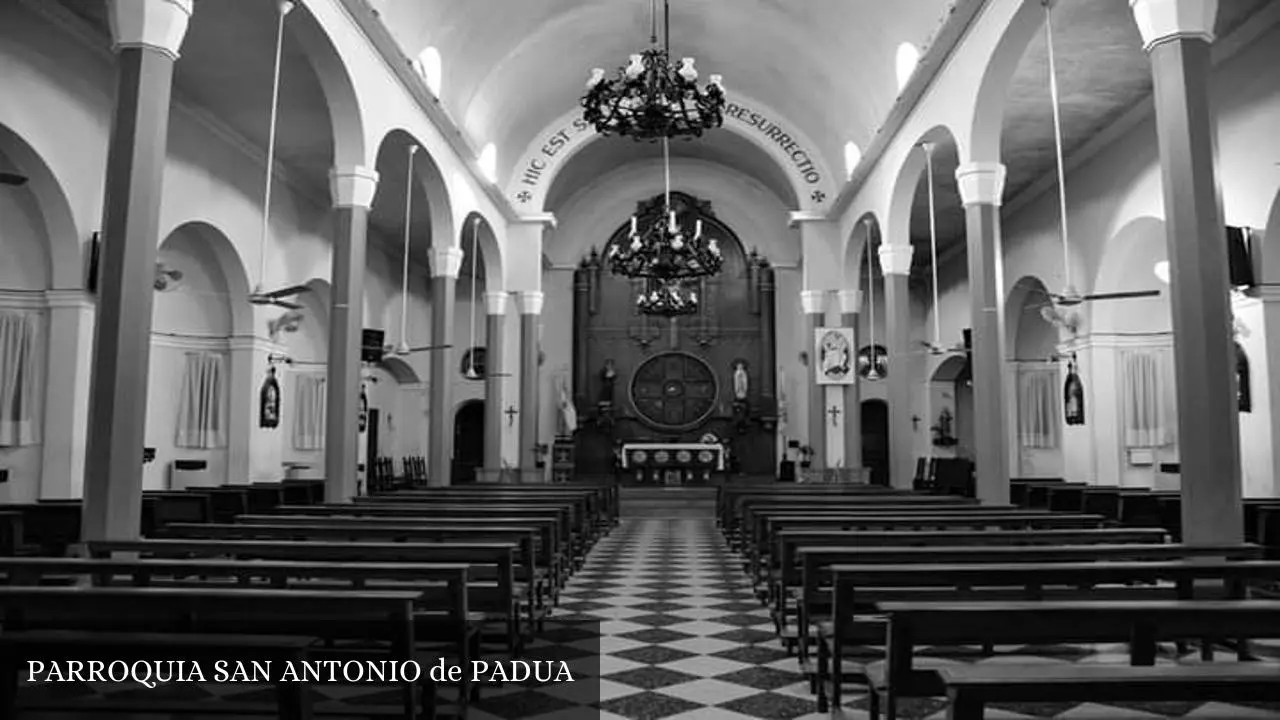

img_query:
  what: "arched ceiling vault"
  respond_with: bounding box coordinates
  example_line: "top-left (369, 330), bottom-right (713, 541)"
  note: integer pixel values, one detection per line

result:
top-left (376, 0), bottom-right (956, 204)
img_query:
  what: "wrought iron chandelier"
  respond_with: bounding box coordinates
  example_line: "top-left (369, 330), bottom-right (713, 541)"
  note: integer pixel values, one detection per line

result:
top-left (636, 279), bottom-right (699, 317)
top-left (606, 137), bottom-right (723, 283)
top-left (582, 0), bottom-right (725, 142)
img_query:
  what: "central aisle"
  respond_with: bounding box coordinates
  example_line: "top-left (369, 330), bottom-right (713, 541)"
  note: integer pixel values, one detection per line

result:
top-left (545, 517), bottom-right (826, 720)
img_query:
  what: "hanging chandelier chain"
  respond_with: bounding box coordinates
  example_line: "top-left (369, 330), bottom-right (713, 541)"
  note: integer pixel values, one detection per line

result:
top-left (466, 217), bottom-right (480, 376)
top-left (258, 1), bottom-right (292, 291)
top-left (399, 145), bottom-right (417, 349)
top-left (1045, 0), bottom-right (1073, 290)
top-left (924, 143), bottom-right (942, 347)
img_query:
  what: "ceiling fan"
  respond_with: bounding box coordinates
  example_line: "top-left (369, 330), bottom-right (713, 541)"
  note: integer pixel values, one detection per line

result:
top-left (0, 172), bottom-right (28, 186)
top-left (1036, 303), bottom-right (1081, 336)
top-left (1041, 1), bottom-right (1159, 309)
top-left (915, 142), bottom-right (965, 358)
top-left (248, 284), bottom-right (307, 310)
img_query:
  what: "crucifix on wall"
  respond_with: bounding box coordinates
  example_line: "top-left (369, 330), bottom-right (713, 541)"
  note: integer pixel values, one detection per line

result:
top-left (828, 405), bottom-right (841, 427)
top-left (505, 405), bottom-right (519, 427)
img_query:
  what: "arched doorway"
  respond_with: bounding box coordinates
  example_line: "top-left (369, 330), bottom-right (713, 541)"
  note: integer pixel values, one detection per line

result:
top-left (453, 400), bottom-right (485, 484)
top-left (861, 400), bottom-right (889, 486)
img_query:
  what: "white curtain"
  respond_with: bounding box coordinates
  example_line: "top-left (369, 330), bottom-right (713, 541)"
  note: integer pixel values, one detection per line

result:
top-left (0, 310), bottom-right (41, 447)
top-left (175, 352), bottom-right (225, 449)
top-left (1017, 364), bottom-right (1059, 449)
top-left (292, 373), bottom-right (326, 451)
top-left (1120, 347), bottom-right (1174, 448)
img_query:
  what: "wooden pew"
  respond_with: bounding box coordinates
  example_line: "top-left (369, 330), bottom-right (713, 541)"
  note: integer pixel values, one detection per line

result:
top-left (0, 585), bottom-right (424, 719)
top-left (797, 542), bottom-right (1265, 680)
top-left (90, 538), bottom-right (524, 656)
top-left (352, 501), bottom-right (579, 562)
top-left (239, 512), bottom-right (564, 599)
top-left (766, 528), bottom-right (1170, 642)
top-left (938, 664), bottom-right (1280, 720)
top-left (857, 598), bottom-right (1280, 719)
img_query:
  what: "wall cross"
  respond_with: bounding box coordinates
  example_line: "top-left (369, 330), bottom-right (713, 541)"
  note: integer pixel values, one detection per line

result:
top-left (828, 405), bottom-right (842, 427)
top-left (505, 405), bottom-right (519, 426)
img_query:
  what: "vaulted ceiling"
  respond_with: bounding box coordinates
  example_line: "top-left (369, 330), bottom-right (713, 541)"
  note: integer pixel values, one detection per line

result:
top-left (374, 0), bottom-right (956, 199)
top-left (48, 0), bottom-right (1274, 273)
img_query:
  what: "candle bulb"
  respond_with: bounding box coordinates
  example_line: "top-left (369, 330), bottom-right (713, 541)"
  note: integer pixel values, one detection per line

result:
top-left (668, 211), bottom-right (677, 232)
top-left (695, 219), bottom-right (703, 237)
top-left (630, 216), bottom-right (637, 235)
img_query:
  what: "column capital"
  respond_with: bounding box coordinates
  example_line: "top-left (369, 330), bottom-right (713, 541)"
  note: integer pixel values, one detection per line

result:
top-left (513, 213), bottom-right (558, 229)
top-left (955, 162), bottom-right (1008, 207)
top-left (329, 166), bottom-right (379, 209)
top-left (837, 289), bottom-right (863, 315)
top-left (429, 245), bottom-right (464, 278)
top-left (108, 0), bottom-right (193, 61)
top-left (1130, 0), bottom-right (1217, 53)
top-left (485, 291), bottom-right (509, 316)
top-left (800, 289), bottom-right (827, 315)
top-left (518, 290), bottom-right (545, 315)
top-left (878, 243), bottom-right (913, 276)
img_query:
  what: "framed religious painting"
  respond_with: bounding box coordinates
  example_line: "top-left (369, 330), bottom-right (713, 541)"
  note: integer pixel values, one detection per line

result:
top-left (815, 327), bottom-right (855, 386)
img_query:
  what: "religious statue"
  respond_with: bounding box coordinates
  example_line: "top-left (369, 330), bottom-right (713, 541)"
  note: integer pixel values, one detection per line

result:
top-left (599, 359), bottom-right (617, 405)
top-left (259, 366), bottom-right (281, 429)
top-left (557, 376), bottom-right (578, 436)
top-left (732, 361), bottom-right (749, 401)
top-left (1064, 360), bottom-right (1085, 426)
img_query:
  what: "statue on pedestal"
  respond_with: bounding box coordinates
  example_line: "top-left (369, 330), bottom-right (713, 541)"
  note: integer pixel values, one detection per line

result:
top-left (599, 359), bottom-right (617, 405)
top-left (732, 360), bottom-right (749, 401)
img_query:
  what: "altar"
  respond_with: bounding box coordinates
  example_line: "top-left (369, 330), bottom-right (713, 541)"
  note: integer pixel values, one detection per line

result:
top-left (619, 443), bottom-right (726, 485)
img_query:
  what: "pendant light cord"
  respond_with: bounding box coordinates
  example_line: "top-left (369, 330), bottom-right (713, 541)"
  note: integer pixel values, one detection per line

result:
top-left (866, 219), bottom-right (878, 376)
top-left (399, 146), bottom-right (417, 350)
top-left (650, 0), bottom-right (658, 44)
top-left (924, 143), bottom-right (942, 347)
top-left (257, 1), bottom-right (291, 292)
top-left (467, 219), bottom-right (480, 376)
top-left (663, 136), bottom-right (671, 209)
top-left (1045, 1), bottom-right (1072, 290)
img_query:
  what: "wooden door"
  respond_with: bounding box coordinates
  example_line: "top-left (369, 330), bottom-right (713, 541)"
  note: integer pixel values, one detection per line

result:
top-left (861, 400), bottom-right (889, 486)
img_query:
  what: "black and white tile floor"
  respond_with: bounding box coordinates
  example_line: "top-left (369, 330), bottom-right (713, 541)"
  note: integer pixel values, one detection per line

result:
top-left (498, 517), bottom-right (1280, 720)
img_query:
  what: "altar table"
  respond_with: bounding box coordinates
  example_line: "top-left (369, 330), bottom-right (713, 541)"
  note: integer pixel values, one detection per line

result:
top-left (619, 443), bottom-right (726, 485)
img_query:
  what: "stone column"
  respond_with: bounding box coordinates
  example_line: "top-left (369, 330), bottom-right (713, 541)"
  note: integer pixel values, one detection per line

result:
top-left (517, 292), bottom-right (544, 483)
top-left (41, 290), bottom-right (94, 499)
top-left (838, 289), bottom-right (863, 477)
top-left (879, 243), bottom-right (914, 490)
top-left (482, 291), bottom-right (508, 479)
top-left (427, 246), bottom-right (463, 487)
top-left (82, 0), bottom-right (193, 542)
top-left (800, 290), bottom-right (827, 472)
top-left (324, 166), bottom-right (379, 503)
top-left (956, 161), bottom-right (1011, 505)
top-left (1131, 0), bottom-right (1242, 544)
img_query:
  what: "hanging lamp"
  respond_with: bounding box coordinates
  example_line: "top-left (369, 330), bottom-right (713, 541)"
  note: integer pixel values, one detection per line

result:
top-left (919, 143), bottom-right (965, 357)
top-left (861, 219), bottom-right (885, 381)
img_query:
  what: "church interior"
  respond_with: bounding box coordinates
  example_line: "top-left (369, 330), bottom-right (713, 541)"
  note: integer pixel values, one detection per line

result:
top-left (2, 0), bottom-right (1280, 718)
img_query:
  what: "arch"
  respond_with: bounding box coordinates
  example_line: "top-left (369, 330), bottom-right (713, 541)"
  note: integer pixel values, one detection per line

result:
top-left (843, 212), bottom-right (881, 294)
top-left (0, 123), bottom-right (80, 289)
top-left (930, 354), bottom-right (968, 383)
top-left (969, 0), bottom-right (1046, 163)
top-left (886, 125), bottom-right (961, 250)
top-left (505, 95), bottom-right (837, 213)
top-left (1091, 216), bottom-right (1171, 334)
top-left (459, 211), bottom-right (504, 290)
top-left (370, 129), bottom-right (455, 258)
top-left (155, 221), bottom-right (253, 337)
top-left (379, 356), bottom-right (421, 385)
top-left (1005, 275), bottom-right (1058, 361)
top-left (287, 4), bottom-right (366, 171)
top-left (1263, 186), bottom-right (1280, 283)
